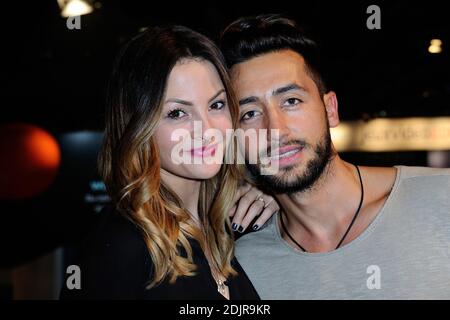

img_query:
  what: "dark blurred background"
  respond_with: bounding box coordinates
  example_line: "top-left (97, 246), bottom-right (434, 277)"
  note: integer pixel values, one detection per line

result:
top-left (0, 0), bottom-right (449, 299)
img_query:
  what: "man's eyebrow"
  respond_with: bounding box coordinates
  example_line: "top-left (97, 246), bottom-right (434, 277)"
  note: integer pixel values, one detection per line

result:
top-left (272, 83), bottom-right (307, 96)
top-left (238, 84), bottom-right (306, 106)
top-left (239, 96), bottom-right (259, 106)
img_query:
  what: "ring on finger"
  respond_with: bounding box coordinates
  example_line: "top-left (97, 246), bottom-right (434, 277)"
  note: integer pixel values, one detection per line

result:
top-left (255, 194), bottom-right (265, 206)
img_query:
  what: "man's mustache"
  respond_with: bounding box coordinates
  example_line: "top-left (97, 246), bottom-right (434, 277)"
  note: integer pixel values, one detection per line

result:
top-left (262, 139), bottom-right (308, 158)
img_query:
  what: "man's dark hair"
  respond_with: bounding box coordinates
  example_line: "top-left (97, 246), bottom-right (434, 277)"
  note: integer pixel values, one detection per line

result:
top-left (220, 14), bottom-right (328, 96)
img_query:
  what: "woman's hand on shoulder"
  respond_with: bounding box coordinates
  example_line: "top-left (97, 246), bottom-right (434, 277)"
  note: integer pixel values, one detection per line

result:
top-left (229, 182), bottom-right (279, 233)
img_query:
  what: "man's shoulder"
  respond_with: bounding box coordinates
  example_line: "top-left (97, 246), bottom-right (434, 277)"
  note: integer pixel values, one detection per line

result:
top-left (395, 166), bottom-right (450, 192)
top-left (235, 215), bottom-right (278, 253)
top-left (392, 166), bottom-right (450, 210)
top-left (397, 165), bottom-right (450, 180)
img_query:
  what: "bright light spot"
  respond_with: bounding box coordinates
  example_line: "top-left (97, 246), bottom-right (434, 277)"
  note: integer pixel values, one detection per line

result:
top-left (428, 38), bottom-right (442, 54)
top-left (59, 0), bottom-right (94, 17)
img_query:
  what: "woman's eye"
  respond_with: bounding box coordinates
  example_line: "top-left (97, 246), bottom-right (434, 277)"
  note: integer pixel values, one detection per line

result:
top-left (240, 110), bottom-right (261, 121)
top-left (283, 97), bottom-right (302, 106)
top-left (210, 100), bottom-right (226, 110)
top-left (167, 108), bottom-right (187, 119)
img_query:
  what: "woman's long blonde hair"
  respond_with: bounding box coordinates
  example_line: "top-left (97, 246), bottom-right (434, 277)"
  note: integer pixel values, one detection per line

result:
top-left (98, 25), bottom-right (241, 288)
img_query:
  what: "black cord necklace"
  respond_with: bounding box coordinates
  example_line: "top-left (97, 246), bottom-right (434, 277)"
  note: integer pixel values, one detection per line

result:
top-left (280, 164), bottom-right (364, 252)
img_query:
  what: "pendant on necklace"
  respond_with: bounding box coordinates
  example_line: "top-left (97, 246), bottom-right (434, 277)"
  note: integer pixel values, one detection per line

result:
top-left (217, 279), bottom-right (226, 294)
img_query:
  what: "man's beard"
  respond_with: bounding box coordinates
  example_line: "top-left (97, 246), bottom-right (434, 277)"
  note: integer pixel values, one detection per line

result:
top-left (245, 128), bottom-right (333, 195)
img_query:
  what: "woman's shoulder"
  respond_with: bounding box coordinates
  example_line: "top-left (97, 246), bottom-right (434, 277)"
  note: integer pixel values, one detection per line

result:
top-left (79, 203), bottom-right (150, 262)
top-left (60, 203), bottom-right (153, 299)
top-left (95, 204), bottom-right (147, 248)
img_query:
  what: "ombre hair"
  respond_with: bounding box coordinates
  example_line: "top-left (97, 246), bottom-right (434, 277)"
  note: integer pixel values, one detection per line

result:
top-left (98, 25), bottom-right (240, 288)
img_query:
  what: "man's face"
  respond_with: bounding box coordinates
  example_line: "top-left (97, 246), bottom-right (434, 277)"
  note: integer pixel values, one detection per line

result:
top-left (230, 49), bottom-right (338, 194)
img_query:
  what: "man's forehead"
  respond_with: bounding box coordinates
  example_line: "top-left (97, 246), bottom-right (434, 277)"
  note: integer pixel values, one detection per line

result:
top-left (230, 50), bottom-right (308, 94)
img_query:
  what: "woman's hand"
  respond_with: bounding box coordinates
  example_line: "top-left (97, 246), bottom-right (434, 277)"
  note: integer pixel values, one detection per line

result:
top-left (229, 182), bottom-right (280, 233)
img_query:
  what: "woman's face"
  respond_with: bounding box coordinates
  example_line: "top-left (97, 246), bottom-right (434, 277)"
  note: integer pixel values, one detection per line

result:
top-left (154, 58), bottom-right (232, 181)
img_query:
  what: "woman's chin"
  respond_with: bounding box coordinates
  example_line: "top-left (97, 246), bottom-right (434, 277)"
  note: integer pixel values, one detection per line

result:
top-left (187, 163), bottom-right (222, 180)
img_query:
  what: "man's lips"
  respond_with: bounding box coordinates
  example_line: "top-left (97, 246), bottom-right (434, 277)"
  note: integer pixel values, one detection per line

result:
top-left (268, 145), bottom-right (304, 159)
top-left (189, 143), bottom-right (219, 157)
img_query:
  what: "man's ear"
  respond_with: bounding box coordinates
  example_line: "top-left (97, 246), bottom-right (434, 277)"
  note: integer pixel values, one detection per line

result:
top-left (323, 91), bottom-right (339, 128)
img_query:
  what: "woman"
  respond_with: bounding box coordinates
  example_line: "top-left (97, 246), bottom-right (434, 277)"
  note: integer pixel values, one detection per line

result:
top-left (60, 25), bottom-right (278, 300)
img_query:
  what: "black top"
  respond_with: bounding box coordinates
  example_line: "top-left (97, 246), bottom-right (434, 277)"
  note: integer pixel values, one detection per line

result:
top-left (60, 204), bottom-right (260, 300)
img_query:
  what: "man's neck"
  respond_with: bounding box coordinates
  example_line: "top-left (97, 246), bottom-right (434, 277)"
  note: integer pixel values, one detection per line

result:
top-left (276, 157), bottom-right (364, 252)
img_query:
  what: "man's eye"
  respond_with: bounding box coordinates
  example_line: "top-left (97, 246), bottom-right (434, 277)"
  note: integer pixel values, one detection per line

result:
top-left (283, 98), bottom-right (302, 106)
top-left (167, 108), bottom-right (187, 119)
top-left (240, 110), bottom-right (261, 121)
top-left (210, 100), bottom-right (226, 110)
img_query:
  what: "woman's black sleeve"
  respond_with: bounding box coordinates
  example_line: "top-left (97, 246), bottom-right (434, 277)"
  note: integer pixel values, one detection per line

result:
top-left (60, 205), bottom-right (153, 300)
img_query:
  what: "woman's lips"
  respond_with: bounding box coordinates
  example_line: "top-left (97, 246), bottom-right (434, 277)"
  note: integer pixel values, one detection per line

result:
top-left (189, 143), bottom-right (219, 158)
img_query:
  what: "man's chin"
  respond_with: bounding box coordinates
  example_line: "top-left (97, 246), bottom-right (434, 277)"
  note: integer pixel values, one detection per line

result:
top-left (247, 154), bottom-right (330, 195)
top-left (246, 163), bottom-right (304, 194)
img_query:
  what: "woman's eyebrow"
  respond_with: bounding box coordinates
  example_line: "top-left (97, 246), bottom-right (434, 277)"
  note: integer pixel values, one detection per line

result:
top-left (208, 88), bottom-right (225, 103)
top-left (164, 88), bottom-right (225, 106)
top-left (164, 98), bottom-right (193, 106)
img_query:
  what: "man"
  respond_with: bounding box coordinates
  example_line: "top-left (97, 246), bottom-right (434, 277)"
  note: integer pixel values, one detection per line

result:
top-left (220, 14), bottom-right (450, 299)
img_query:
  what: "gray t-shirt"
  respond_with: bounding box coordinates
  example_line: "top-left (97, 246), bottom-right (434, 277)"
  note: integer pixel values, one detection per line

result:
top-left (235, 166), bottom-right (450, 299)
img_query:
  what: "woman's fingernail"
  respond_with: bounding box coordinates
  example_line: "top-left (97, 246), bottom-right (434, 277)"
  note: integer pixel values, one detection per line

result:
top-left (232, 223), bottom-right (238, 231)
top-left (252, 224), bottom-right (260, 231)
top-left (237, 225), bottom-right (244, 233)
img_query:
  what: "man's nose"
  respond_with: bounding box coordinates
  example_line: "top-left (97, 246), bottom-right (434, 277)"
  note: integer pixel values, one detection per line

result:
top-left (266, 105), bottom-right (290, 142)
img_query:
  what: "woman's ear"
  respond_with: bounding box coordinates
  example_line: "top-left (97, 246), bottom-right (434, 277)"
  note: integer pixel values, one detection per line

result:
top-left (323, 91), bottom-right (340, 128)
